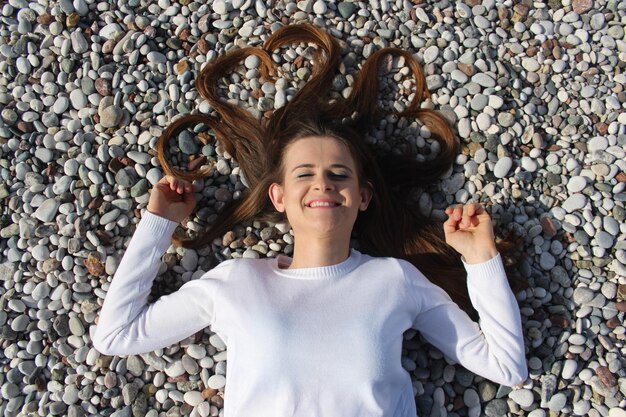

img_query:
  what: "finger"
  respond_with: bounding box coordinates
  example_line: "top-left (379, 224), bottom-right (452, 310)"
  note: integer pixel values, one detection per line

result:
top-left (444, 206), bottom-right (461, 230)
top-left (458, 206), bottom-right (467, 227)
top-left (455, 204), bottom-right (463, 221)
top-left (443, 216), bottom-right (458, 235)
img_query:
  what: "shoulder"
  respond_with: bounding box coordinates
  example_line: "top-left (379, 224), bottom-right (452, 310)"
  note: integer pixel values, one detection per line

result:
top-left (200, 256), bottom-right (269, 276)
top-left (356, 251), bottom-right (427, 283)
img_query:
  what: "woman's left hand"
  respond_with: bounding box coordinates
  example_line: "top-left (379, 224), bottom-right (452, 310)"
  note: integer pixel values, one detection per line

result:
top-left (443, 203), bottom-right (498, 264)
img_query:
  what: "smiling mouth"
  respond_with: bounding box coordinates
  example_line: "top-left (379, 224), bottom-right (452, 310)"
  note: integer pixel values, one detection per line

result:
top-left (307, 201), bottom-right (340, 208)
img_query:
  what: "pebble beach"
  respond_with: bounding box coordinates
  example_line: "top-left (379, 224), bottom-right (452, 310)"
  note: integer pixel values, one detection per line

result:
top-left (1, 0), bottom-right (625, 416)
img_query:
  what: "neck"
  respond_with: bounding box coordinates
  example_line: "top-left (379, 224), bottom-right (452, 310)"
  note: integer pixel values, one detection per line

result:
top-left (288, 235), bottom-right (351, 269)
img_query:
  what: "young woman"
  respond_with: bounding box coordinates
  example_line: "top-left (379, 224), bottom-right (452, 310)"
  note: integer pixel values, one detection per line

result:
top-left (92, 23), bottom-right (527, 417)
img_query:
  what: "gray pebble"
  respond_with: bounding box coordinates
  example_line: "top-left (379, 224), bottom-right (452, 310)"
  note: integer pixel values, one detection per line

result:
top-left (510, 389), bottom-right (534, 407)
top-left (494, 157), bottom-right (513, 178)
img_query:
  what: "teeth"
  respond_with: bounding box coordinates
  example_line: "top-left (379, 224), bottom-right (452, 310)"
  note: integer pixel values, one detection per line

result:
top-left (309, 201), bottom-right (337, 207)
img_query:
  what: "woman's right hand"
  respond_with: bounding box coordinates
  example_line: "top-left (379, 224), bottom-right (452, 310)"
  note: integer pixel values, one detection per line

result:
top-left (146, 175), bottom-right (198, 223)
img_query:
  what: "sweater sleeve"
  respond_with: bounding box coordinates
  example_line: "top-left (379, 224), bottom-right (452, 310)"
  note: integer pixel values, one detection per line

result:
top-left (403, 253), bottom-right (528, 387)
top-left (91, 210), bottom-right (230, 356)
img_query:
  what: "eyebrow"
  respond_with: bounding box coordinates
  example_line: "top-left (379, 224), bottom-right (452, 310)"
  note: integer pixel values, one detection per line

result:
top-left (291, 164), bottom-right (354, 173)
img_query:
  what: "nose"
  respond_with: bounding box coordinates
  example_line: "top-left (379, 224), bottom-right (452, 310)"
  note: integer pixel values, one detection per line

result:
top-left (313, 173), bottom-right (334, 191)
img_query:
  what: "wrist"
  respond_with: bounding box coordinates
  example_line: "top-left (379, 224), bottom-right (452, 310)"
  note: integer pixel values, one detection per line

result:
top-left (462, 247), bottom-right (499, 264)
top-left (146, 207), bottom-right (178, 223)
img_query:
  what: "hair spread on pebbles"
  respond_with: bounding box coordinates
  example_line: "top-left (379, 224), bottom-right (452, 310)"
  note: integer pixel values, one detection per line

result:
top-left (155, 23), bottom-right (526, 315)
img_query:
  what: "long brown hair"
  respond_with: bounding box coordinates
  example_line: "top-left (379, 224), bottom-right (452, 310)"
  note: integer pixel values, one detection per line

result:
top-left (155, 23), bottom-right (526, 315)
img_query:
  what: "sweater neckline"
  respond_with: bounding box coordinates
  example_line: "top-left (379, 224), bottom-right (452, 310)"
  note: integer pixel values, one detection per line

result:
top-left (272, 248), bottom-right (362, 280)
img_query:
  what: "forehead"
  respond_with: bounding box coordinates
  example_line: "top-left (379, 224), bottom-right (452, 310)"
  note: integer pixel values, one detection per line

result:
top-left (283, 136), bottom-right (355, 167)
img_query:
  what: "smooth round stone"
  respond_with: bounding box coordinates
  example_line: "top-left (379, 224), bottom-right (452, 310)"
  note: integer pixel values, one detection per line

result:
top-left (464, 389), bottom-right (480, 408)
top-left (485, 399), bottom-right (507, 417)
top-left (423, 46), bottom-right (439, 64)
top-left (522, 58), bottom-right (540, 72)
top-left (595, 231), bottom-right (613, 249)
top-left (164, 361), bottom-right (185, 378)
top-left (146, 51), bottom-right (166, 63)
top-left (471, 94), bottom-right (488, 111)
top-left (569, 334), bottom-right (586, 345)
top-left (186, 345), bottom-right (206, 359)
top-left (472, 73), bottom-right (496, 87)
top-left (562, 194), bottom-right (587, 212)
top-left (603, 217), bottom-right (619, 236)
top-left (99, 23), bottom-right (123, 39)
top-left (1, 383), bottom-right (20, 399)
top-left (182, 355), bottom-right (199, 374)
top-left (489, 95), bottom-right (504, 109)
top-left (588, 136), bottom-right (607, 152)
top-left (11, 315), bottom-right (29, 332)
top-left (451, 70), bottom-right (469, 85)
top-left (548, 393), bottom-right (567, 411)
top-left (313, 0), bottom-right (327, 14)
top-left (573, 401), bottom-right (591, 415)
top-left (567, 176), bottom-right (586, 193)
top-left (100, 106), bottom-right (123, 128)
top-left (197, 402), bottom-right (211, 417)
top-left (539, 252), bottom-right (556, 270)
top-left (70, 89), bottom-right (87, 109)
top-left (53, 97), bottom-right (70, 114)
top-left (69, 317), bottom-right (85, 336)
top-left (183, 391), bottom-right (203, 406)
top-left (510, 389), bottom-right (534, 407)
top-left (562, 359), bottom-right (578, 379)
top-left (474, 148), bottom-right (487, 163)
top-left (609, 408), bottom-right (626, 417)
top-left (207, 374), bottom-right (226, 389)
top-left (63, 385), bottom-right (79, 404)
top-left (32, 245), bottom-right (50, 261)
top-left (458, 118), bottom-right (471, 138)
top-left (521, 157), bottom-right (537, 172)
top-left (212, 0), bottom-right (227, 14)
top-left (32, 282), bottom-right (51, 300)
top-left (494, 157), bottom-right (513, 178)
top-left (573, 287), bottom-right (594, 304)
top-left (244, 55), bottom-right (259, 69)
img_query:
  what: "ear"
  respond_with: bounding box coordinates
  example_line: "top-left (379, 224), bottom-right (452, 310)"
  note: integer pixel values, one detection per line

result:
top-left (358, 182), bottom-right (373, 211)
top-left (268, 182), bottom-right (285, 213)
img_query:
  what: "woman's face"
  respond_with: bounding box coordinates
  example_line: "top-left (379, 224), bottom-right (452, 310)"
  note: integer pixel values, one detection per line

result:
top-left (268, 136), bottom-right (372, 241)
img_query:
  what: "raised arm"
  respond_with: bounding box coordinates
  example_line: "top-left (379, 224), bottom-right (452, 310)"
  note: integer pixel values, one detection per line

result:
top-left (91, 211), bottom-right (227, 355)
top-left (404, 254), bottom-right (528, 386)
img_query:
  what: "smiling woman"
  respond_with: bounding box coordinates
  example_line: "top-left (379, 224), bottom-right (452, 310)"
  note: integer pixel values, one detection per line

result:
top-left (93, 22), bottom-right (528, 417)
top-left (268, 136), bottom-right (372, 268)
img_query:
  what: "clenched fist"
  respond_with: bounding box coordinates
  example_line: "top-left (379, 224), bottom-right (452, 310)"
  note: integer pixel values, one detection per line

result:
top-left (443, 203), bottom-right (499, 264)
top-left (147, 175), bottom-right (198, 223)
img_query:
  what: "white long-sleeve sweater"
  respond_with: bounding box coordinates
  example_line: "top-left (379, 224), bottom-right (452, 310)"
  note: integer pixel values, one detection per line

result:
top-left (92, 210), bottom-right (528, 417)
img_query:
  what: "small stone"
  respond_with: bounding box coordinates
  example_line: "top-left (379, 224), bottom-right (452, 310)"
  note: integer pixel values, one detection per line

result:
top-left (562, 194), bottom-right (587, 212)
top-left (95, 78), bottom-right (112, 96)
top-left (337, 2), bottom-right (356, 18)
top-left (572, 0), bottom-right (592, 13)
top-left (313, 0), bottom-right (327, 14)
top-left (510, 389), bottom-right (534, 407)
top-left (539, 252), bottom-right (556, 270)
top-left (562, 359), bottom-right (578, 379)
top-left (184, 391), bottom-right (203, 406)
top-left (494, 157), bottom-right (513, 178)
top-left (567, 176), bottom-right (586, 193)
top-left (596, 366), bottom-right (617, 387)
top-left (100, 106), bottom-right (123, 128)
top-left (573, 287), bottom-right (594, 304)
top-left (484, 399), bottom-right (508, 417)
top-left (548, 393), bottom-right (567, 411)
